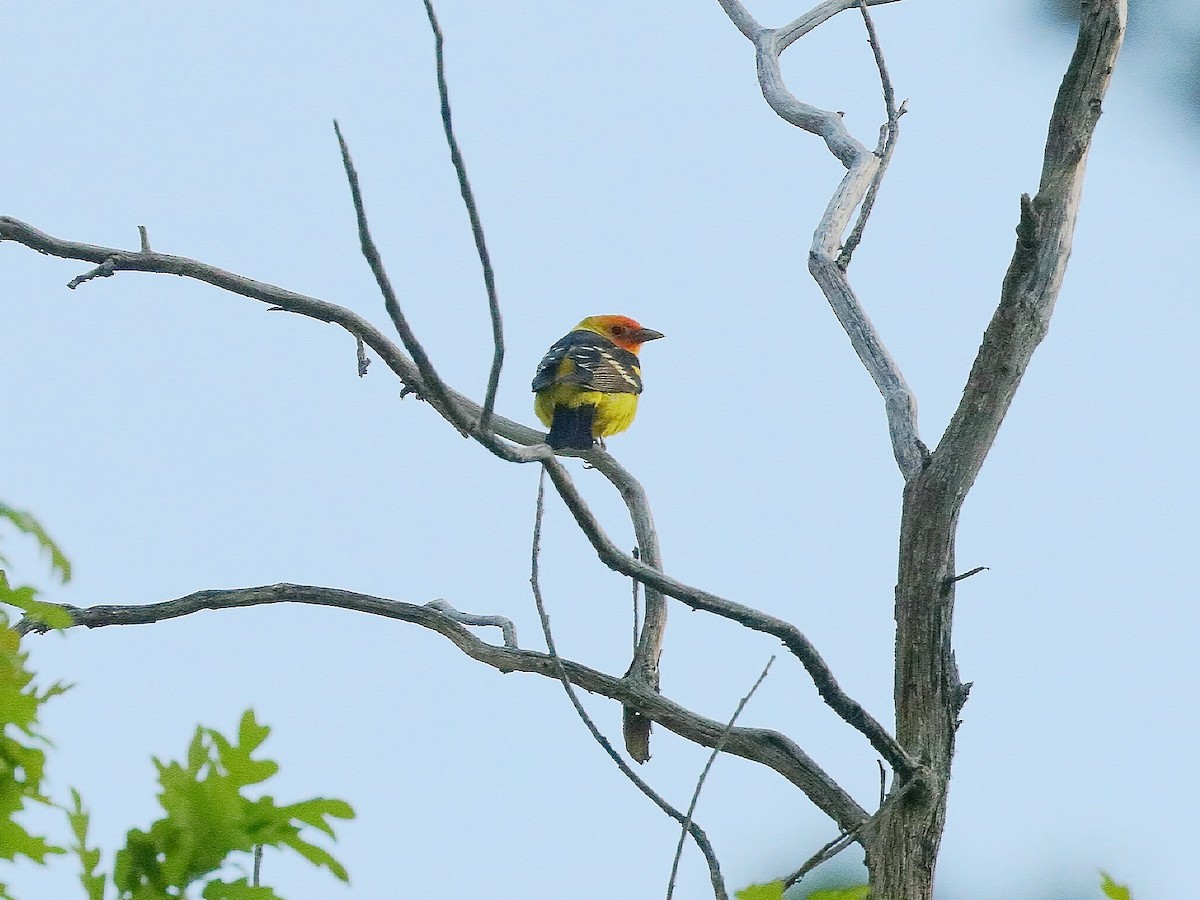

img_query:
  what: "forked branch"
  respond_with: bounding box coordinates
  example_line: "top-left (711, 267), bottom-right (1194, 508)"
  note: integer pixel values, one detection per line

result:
top-left (0, 214), bottom-right (903, 776)
top-left (18, 585), bottom-right (868, 832)
top-left (717, 0), bottom-right (925, 478)
top-left (543, 458), bottom-right (915, 779)
top-left (931, 0), bottom-right (1126, 495)
top-left (1, 0), bottom-right (925, 827)
top-left (420, 0), bottom-right (504, 430)
top-left (530, 473), bottom-right (727, 900)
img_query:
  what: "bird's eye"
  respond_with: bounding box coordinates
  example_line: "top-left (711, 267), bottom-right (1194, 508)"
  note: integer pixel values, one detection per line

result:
top-left (611, 324), bottom-right (626, 336)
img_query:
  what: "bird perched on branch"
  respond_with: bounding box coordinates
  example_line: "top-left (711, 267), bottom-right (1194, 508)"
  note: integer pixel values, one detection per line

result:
top-left (532, 315), bottom-right (664, 451)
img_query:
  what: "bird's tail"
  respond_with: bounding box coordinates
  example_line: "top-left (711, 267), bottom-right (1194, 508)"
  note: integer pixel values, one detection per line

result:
top-left (547, 405), bottom-right (596, 451)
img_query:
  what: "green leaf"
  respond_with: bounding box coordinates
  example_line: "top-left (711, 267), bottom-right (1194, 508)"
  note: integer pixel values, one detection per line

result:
top-left (277, 831), bottom-right (349, 882)
top-left (737, 881), bottom-right (786, 900)
top-left (0, 614), bottom-right (68, 869)
top-left (0, 504), bottom-right (71, 583)
top-left (209, 713), bottom-right (278, 788)
top-left (0, 817), bottom-right (66, 864)
top-left (1101, 872), bottom-right (1132, 900)
top-left (0, 584), bottom-right (38, 615)
top-left (0, 574), bottom-right (74, 633)
top-left (280, 797), bottom-right (355, 838)
top-left (63, 788), bottom-right (106, 900)
top-left (806, 888), bottom-right (870, 900)
top-left (11, 597), bottom-right (74, 631)
top-left (115, 710), bottom-right (354, 896)
top-left (238, 709), bottom-right (271, 754)
top-left (202, 877), bottom-right (283, 900)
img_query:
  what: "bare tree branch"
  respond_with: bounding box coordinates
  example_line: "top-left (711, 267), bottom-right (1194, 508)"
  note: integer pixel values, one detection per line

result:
top-left (335, 111), bottom-right (660, 765)
top-left (543, 457), bottom-right (916, 779)
top-left (713, 0), bottom-right (759, 39)
top-left (425, 598), bottom-right (517, 648)
top-left (355, 335), bottom-right (370, 377)
top-left (2, 1), bottom-right (907, 775)
top-left (0, 214), bottom-right (904, 777)
top-left (0, 215), bottom-right (470, 438)
top-left (838, 1), bottom-right (904, 268)
top-left (931, 0), bottom-right (1125, 497)
top-left (333, 119), bottom-right (474, 438)
top-left (595, 449), bottom-right (667, 763)
top-left (1, 3), bottom-right (1129, 898)
top-left (530, 473), bottom-right (728, 900)
top-left (783, 829), bottom-right (856, 888)
top-left (340, 64), bottom-right (665, 760)
top-left (868, 4), bottom-right (1126, 897)
top-left (17, 585), bottom-right (869, 832)
top-left (665, 656), bottom-right (773, 900)
top-left (5, 213), bottom-right (878, 775)
top-left (421, 0), bottom-right (504, 430)
top-left (716, 0), bottom-right (926, 478)
top-left (631, 547), bottom-right (642, 654)
top-left (775, 0), bottom-right (902, 52)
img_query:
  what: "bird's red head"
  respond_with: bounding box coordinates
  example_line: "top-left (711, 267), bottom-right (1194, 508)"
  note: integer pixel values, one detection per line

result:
top-left (576, 315), bottom-right (665, 354)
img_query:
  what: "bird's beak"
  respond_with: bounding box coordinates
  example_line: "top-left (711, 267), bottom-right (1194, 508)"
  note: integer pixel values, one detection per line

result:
top-left (633, 327), bottom-right (665, 343)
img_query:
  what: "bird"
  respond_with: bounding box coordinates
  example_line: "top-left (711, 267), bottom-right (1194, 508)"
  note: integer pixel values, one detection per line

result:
top-left (532, 315), bottom-right (664, 451)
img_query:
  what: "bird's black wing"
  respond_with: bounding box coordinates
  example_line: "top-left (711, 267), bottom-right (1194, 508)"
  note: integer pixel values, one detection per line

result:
top-left (531, 330), bottom-right (643, 395)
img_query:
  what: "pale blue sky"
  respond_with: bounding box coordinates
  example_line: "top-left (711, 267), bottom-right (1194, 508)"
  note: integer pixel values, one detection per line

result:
top-left (2, 3), bottom-right (1195, 899)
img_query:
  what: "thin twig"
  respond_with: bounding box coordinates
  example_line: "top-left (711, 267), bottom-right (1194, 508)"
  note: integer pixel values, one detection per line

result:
top-left (775, 0), bottom-right (904, 52)
top-left (333, 120), bottom-right (470, 435)
top-left (542, 457), bottom-right (915, 779)
top-left (877, 759), bottom-right (887, 807)
top-left (531, 471), bottom-right (729, 900)
top-left (947, 566), bottom-right (989, 585)
top-left (715, 0), bottom-right (926, 477)
top-left (838, 1), bottom-right (903, 269)
top-left (332, 127), bottom-right (539, 460)
top-left (425, 597), bottom-right (518, 647)
top-left (783, 829), bottom-right (856, 888)
top-left (665, 656), bottom-right (775, 900)
top-left (355, 335), bottom-right (370, 377)
top-left (67, 259), bottom-right (116, 288)
top-left (786, 764), bottom-right (929, 888)
top-left (137, 225), bottom-right (151, 253)
top-left (632, 546), bottom-right (642, 654)
top-left (422, 0), bottom-right (504, 432)
top-left (861, 0), bottom-right (896, 120)
top-left (0, 216), bottom-right (478, 437)
top-left (253, 844), bottom-right (263, 886)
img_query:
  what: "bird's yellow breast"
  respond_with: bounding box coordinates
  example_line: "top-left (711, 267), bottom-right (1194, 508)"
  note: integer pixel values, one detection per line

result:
top-left (534, 385), bottom-right (641, 438)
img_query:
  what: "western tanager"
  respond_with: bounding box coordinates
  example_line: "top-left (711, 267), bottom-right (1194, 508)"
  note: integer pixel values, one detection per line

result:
top-left (532, 315), bottom-right (664, 451)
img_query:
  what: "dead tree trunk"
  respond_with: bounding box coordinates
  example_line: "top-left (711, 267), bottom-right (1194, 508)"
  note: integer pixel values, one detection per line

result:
top-left (861, 5), bottom-right (1126, 894)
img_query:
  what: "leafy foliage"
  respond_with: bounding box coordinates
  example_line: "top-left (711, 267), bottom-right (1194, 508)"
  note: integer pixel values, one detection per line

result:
top-left (736, 881), bottom-right (785, 900)
top-left (65, 788), bottom-right (106, 900)
top-left (112, 709), bottom-right (354, 899)
top-left (737, 874), bottom-right (1130, 900)
top-left (735, 882), bottom-right (872, 900)
top-left (201, 879), bottom-right (283, 899)
top-left (0, 504), bottom-right (73, 631)
top-left (806, 888), bottom-right (869, 900)
top-left (0, 508), bottom-right (72, 900)
top-left (0, 504), bottom-right (71, 584)
top-left (1, 507), bottom-right (354, 899)
top-left (0, 616), bottom-right (69, 899)
top-left (1101, 871), bottom-right (1132, 900)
